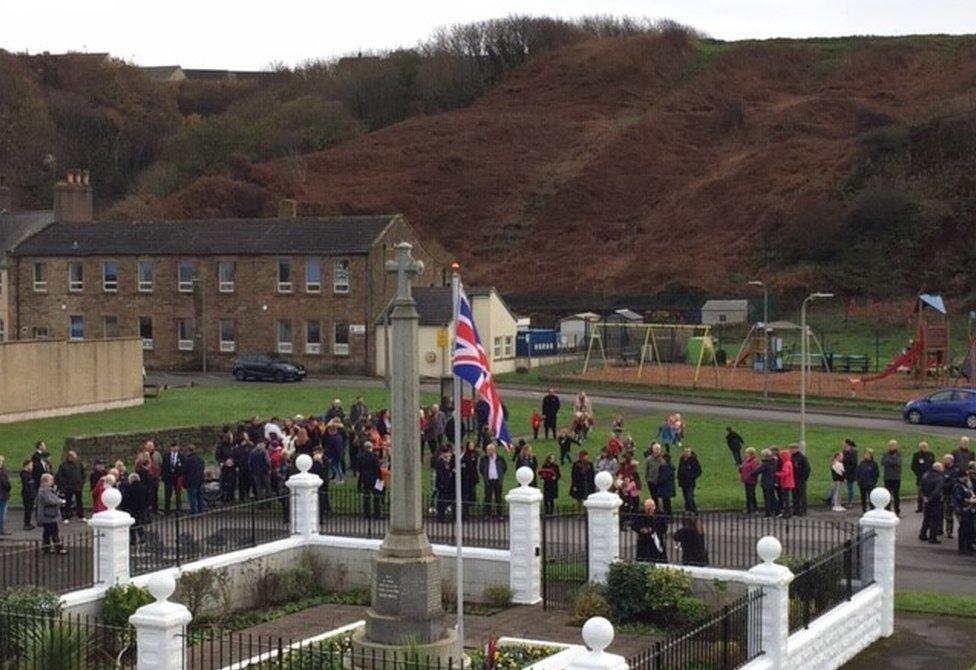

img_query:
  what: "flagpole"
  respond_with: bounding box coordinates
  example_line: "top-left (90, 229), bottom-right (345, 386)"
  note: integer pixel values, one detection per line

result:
top-left (451, 263), bottom-right (464, 656)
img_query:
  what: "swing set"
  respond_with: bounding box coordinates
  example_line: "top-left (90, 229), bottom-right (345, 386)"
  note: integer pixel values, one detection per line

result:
top-left (582, 322), bottom-right (719, 384)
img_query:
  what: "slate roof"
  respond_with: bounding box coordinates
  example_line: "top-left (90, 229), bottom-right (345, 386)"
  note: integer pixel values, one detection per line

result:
top-left (376, 286), bottom-right (499, 327)
top-left (12, 216), bottom-right (398, 257)
top-left (0, 211), bottom-right (54, 256)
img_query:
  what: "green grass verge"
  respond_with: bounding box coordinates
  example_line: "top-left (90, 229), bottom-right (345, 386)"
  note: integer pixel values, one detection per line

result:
top-left (894, 590), bottom-right (976, 619)
top-left (0, 383), bottom-right (962, 510)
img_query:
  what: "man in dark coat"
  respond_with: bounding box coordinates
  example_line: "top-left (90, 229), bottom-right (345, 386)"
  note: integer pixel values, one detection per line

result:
top-left (249, 443), bottom-right (272, 501)
top-left (953, 463), bottom-right (976, 555)
top-left (183, 445), bottom-right (206, 514)
top-left (160, 442), bottom-right (184, 514)
top-left (55, 451), bottom-right (85, 520)
top-left (357, 442), bottom-right (383, 519)
top-left (233, 436), bottom-right (253, 502)
top-left (30, 441), bottom-right (52, 490)
top-left (919, 462), bottom-right (945, 543)
top-left (474, 394), bottom-right (491, 439)
top-left (790, 445), bottom-right (811, 517)
top-left (434, 447), bottom-right (455, 522)
top-left (246, 417), bottom-right (265, 446)
top-left (120, 473), bottom-right (151, 543)
top-left (632, 498), bottom-right (668, 563)
top-left (725, 427), bottom-right (745, 467)
top-left (478, 444), bottom-right (507, 518)
top-left (460, 442), bottom-right (479, 518)
top-left (349, 396), bottom-right (368, 425)
top-left (911, 441), bottom-right (935, 513)
top-left (542, 389), bottom-right (561, 440)
top-left (309, 449), bottom-right (331, 520)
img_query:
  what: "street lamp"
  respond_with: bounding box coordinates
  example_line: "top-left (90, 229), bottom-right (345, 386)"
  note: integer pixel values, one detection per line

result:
top-left (800, 291), bottom-right (834, 451)
top-left (747, 280), bottom-right (769, 404)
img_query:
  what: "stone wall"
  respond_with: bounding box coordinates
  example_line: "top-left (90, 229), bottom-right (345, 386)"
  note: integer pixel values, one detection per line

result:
top-left (64, 424), bottom-right (225, 464)
top-left (785, 585), bottom-right (883, 670)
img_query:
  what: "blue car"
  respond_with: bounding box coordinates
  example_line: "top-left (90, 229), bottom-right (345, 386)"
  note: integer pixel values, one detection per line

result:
top-left (903, 388), bottom-right (976, 429)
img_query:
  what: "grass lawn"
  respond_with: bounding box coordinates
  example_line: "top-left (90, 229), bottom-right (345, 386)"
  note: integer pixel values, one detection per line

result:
top-left (0, 383), bottom-right (963, 509)
top-left (894, 590), bottom-right (976, 619)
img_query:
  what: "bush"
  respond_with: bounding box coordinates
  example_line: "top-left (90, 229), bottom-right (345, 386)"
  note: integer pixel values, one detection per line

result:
top-left (482, 585), bottom-right (513, 609)
top-left (570, 584), bottom-right (615, 626)
top-left (174, 567), bottom-right (232, 622)
top-left (0, 586), bottom-right (61, 615)
top-left (605, 562), bottom-right (651, 620)
top-left (102, 583), bottom-right (153, 629)
top-left (18, 621), bottom-right (90, 670)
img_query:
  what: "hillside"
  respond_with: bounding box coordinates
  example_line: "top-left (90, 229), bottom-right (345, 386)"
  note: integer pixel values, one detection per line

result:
top-left (8, 30), bottom-right (976, 303)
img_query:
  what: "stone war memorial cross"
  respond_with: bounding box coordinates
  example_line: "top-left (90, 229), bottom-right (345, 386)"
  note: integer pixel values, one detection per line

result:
top-left (352, 242), bottom-right (459, 666)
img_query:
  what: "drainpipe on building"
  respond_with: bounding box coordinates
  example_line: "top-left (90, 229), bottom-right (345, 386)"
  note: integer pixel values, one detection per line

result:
top-left (193, 278), bottom-right (207, 373)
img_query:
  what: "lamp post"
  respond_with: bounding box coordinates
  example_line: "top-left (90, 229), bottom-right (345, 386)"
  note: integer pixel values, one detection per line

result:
top-left (800, 292), bottom-right (834, 451)
top-left (747, 280), bottom-right (769, 404)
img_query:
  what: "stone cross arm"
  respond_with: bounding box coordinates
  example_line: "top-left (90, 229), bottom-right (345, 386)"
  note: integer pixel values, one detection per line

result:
top-left (386, 242), bottom-right (425, 300)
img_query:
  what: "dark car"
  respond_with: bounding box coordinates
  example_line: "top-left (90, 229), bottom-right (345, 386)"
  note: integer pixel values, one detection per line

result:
top-left (232, 354), bottom-right (306, 383)
top-left (903, 388), bottom-right (976, 429)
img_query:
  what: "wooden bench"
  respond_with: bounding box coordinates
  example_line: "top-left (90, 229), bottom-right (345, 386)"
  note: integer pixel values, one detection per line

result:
top-left (143, 383), bottom-right (163, 400)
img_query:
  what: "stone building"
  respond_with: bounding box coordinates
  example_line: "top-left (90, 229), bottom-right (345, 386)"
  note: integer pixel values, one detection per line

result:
top-left (7, 174), bottom-right (444, 374)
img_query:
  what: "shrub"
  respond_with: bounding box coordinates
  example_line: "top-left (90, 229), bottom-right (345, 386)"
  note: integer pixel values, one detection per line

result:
top-left (570, 584), bottom-right (614, 626)
top-left (673, 596), bottom-right (710, 628)
top-left (174, 567), bottom-right (232, 623)
top-left (0, 586), bottom-right (62, 615)
top-left (482, 585), bottom-right (514, 609)
top-left (102, 583), bottom-right (153, 629)
top-left (18, 621), bottom-right (90, 670)
top-left (605, 562), bottom-right (651, 620)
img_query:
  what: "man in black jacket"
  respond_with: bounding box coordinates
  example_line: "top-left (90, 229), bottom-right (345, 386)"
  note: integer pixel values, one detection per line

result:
top-left (309, 449), bottom-right (331, 521)
top-left (474, 394), bottom-right (491, 440)
top-left (160, 442), bottom-right (184, 514)
top-left (478, 444), bottom-right (507, 518)
top-left (357, 441), bottom-right (383, 519)
top-left (790, 444), bottom-right (811, 517)
top-left (919, 462), bottom-right (945, 543)
top-left (725, 428), bottom-right (745, 467)
top-left (542, 389), bottom-right (560, 440)
top-left (460, 442), bottom-right (479, 518)
top-left (183, 445), bottom-right (206, 515)
top-left (55, 451), bottom-right (85, 520)
top-left (30, 441), bottom-right (52, 490)
top-left (911, 441), bottom-right (935, 513)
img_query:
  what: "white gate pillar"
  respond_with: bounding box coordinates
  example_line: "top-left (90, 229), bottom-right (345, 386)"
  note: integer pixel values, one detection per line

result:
top-left (585, 471), bottom-right (621, 583)
top-left (506, 466), bottom-right (543, 604)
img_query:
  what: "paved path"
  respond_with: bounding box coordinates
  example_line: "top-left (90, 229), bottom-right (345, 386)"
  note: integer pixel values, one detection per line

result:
top-left (841, 613), bottom-right (976, 670)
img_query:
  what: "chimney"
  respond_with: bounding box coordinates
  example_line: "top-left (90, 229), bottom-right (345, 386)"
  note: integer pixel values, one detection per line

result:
top-left (54, 168), bottom-right (93, 223)
top-left (277, 198), bottom-right (298, 218)
top-left (0, 174), bottom-right (11, 213)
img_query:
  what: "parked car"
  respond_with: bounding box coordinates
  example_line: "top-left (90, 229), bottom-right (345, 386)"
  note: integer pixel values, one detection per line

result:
top-left (903, 388), bottom-right (976, 428)
top-left (232, 354), bottom-right (306, 382)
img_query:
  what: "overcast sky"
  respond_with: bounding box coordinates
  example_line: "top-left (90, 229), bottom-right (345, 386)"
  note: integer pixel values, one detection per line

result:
top-left (3, 0), bottom-right (975, 70)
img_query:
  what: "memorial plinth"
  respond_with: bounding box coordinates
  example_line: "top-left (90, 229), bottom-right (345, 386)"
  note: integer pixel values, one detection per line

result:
top-left (352, 242), bottom-right (459, 667)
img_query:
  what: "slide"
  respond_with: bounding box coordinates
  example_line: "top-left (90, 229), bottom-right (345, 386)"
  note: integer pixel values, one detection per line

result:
top-left (852, 338), bottom-right (923, 384)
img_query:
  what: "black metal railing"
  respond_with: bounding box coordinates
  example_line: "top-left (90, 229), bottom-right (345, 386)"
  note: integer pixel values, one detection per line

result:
top-left (130, 493), bottom-right (293, 576)
top-left (0, 609), bottom-right (136, 669)
top-left (0, 532), bottom-right (97, 595)
top-left (185, 628), bottom-right (462, 670)
top-left (318, 486), bottom-right (510, 550)
top-left (627, 590), bottom-right (765, 670)
top-left (619, 511), bottom-right (859, 569)
top-left (541, 510), bottom-right (589, 610)
top-left (787, 529), bottom-right (876, 633)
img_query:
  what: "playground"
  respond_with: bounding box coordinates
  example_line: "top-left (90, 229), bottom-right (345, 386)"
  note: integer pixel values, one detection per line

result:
top-left (572, 295), bottom-right (976, 403)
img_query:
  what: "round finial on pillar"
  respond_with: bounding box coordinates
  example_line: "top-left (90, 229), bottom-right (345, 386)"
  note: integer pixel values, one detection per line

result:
top-left (147, 573), bottom-right (176, 602)
top-left (581, 616), bottom-right (614, 652)
top-left (102, 487), bottom-right (121, 511)
top-left (516, 466), bottom-right (533, 487)
top-left (595, 470), bottom-right (613, 493)
top-left (295, 454), bottom-right (312, 473)
top-left (870, 487), bottom-right (891, 510)
top-left (756, 536), bottom-right (782, 564)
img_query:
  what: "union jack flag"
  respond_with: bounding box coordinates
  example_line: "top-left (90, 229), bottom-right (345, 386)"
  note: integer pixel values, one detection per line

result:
top-left (453, 285), bottom-right (511, 449)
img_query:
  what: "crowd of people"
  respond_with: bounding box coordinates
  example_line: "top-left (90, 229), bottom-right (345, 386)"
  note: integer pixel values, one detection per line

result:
top-left (1, 386), bottom-right (974, 561)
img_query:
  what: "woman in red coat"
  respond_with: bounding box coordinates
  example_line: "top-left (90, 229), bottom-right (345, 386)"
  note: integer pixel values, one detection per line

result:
top-left (776, 449), bottom-right (795, 519)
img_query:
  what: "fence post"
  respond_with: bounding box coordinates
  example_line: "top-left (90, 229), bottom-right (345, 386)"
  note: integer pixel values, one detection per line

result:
top-left (286, 454), bottom-right (323, 540)
top-left (747, 536), bottom-right (793, 668)
top-left (505, 466), bottom-right (543, 605)
top-left (88, 487), bottom-right (134, 586)
top-left (129, 573), bottom-right (193, 670)
top-left (584, 471), bottom-right (622, 584)
top-left (858, 487), bottom-right (899, 637)
top-left (566, 617), bottom-right (628, 670)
